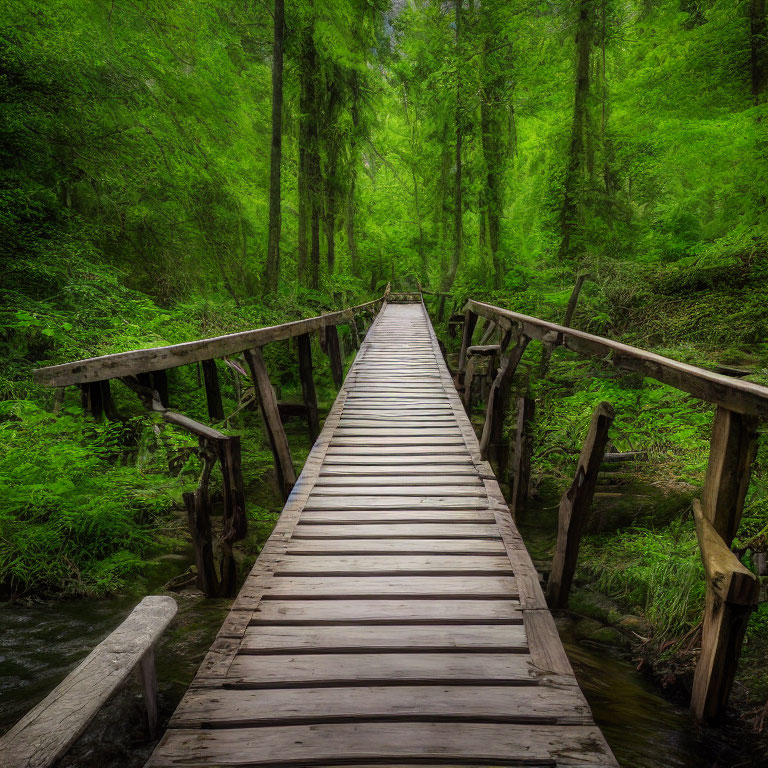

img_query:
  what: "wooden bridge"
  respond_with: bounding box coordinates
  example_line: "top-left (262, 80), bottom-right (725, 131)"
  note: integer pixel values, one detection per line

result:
top-left (19, 289), bottom-right (768, 767)
top-left (142, 300), bottom-right (617, 767)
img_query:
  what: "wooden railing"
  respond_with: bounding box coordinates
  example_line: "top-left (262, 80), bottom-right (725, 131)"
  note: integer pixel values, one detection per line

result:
top-left (0, 596), bottom-right (177, 768)
top-left (33, 290), bottom-right (391, 597)
top-left (451, 296), bottom-right (765, 723)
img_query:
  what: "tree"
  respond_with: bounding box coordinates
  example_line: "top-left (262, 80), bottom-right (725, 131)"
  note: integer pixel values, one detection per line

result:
top-left (263, 0), bottom-right (286, 294)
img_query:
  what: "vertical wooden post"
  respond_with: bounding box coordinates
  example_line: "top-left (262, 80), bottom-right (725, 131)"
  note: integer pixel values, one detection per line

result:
top-left (201, 359), bottom-right (225, 422)
top-left (136, 647), bottom-right (159, 738)
top-left (547, 402), bottom-right (615, 609)
top-left (151, 370), bottom-right (169, 408)
top-left (691, 500), bottom-right (760, 723)
top-left (510, 396), bottom-right (536, 517)
top-left (480, 336), bottom-right (530, 459)
top-left (325, 324), bottom-right (344, 389)
top-left (457, 309), bottom-right (478, 382)
top-left (244, 347), bottom-right (296, 500)
top-left (100, 380), bottom-right (118, 420)
top-left (298, 332), bottom-right (320, 442)
top-left (81, 382), bottom-right (104, 421)
top-left (349, 317), bottom-right (361, 349)
top-left (462, 355), bottom-right (478, 410)
top-left (216, 435), bottom-right (247, 597)
top-left (702, 406), bottom-right (759, 544)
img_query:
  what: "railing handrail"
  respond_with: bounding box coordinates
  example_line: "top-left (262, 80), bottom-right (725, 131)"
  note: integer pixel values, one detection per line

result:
top-left (465, 298), bottom-right (768, 418)
top-left (34, 296), bottom-right (385, 387)
top-left (0, 596), bottom-right (177, 768)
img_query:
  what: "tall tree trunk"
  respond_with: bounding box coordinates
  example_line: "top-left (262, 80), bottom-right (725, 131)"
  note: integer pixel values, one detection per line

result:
top-left (402, 85), bottom-right (426, 279)
top-left (346, 76), bottom-right (360, 276)
top-left (751, 0), bottom-right (768, 99)
top-left (263, 0), bottom-right (285, 294)
top-left (445, 0), bottom-right (463, 291)
top-left (557, 0), bottom-right (594, 263)
top-left (324, 149), bottom-right (337, 274)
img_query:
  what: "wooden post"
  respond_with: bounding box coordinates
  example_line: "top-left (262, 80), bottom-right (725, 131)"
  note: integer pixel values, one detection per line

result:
top-left (136, 647), bottom-right (159, 738)
top-left (479, 336), bottom-right (530, 459)
top-left (349, 317), bottom-right (361, 349)
top-left (151, 370), bottom-right (169, 408)
top-left (82, 382), bottom-right (104, 420)
top-left (100, 380), bottom-right (118, 420)
top-left (182, 453), bottom-right (219, 597)
top-left (462, 355), bottom-right (478, 411)
top-left (510, 396), bottom-right (536, 517)
top-left (691, 499), bottom-right (760, 723)
top-left (216, 435), bottom-right (248, 597)
top-left (298, 332), bottom-right (320, 442)
top-left (547, 402), bottom-right (615, 609)
top-left (457, 309), bottom-right (478, 384)
top-left (201, 359), bottom-right (225, 422)
top-left (540, 272), bottom-right (589, 377)
top-left (244, 347), bottom-right (296, 500)
top-left (702, 406), bottom-right (759, 545)
top-left (325, 324), bottom-right (344, 389)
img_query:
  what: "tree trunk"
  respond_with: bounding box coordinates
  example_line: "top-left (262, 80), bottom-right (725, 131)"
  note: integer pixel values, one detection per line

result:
top-left (263, 0), bottom-right (285, 294)
top-left (446, 0), bottom-right (463, 291)
top-left (346, 76), bottom-right (360, 276)
top-left (557, 0), bottom-right (594, 263)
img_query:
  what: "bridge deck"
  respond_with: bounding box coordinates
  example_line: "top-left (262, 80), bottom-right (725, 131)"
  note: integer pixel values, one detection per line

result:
top-left (146, 303), bottom-right (617, 767)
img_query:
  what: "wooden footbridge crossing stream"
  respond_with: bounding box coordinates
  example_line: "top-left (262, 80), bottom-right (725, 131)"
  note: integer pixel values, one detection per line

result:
top-left (146, 300), bottom-right (618, 767)
top-left (13, 290), bottom-right (768, 768)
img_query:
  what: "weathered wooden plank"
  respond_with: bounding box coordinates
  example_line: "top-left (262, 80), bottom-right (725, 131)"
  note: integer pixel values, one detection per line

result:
top-left (271, 554), bottom-right (514, 574)
top-left (466, 299), bottom-right (768, 418)
top-left (34, 299), bottom-right (382, 387)
top-left (250, 599), bottom-right (522, 624)
top-left (691, 499), bottom-right (760, 722)
top-left (291, 523), bottom-right (502, 538)
top-left (239, 624), bottom-right (526, 653)
top-left (247, 575), bottom-right (518, 599)
top-left (701, 406), bottom-right (759, 544)
top-left (297, 332), bottom-right (320, 441)
top-left (314, 475), bottom-right (483, 486)
top-left (226, 651), bottom-right (533, 686)
top-left (201, 359), bottom-right (224, 422)
top-left (304, 496), bottom-right (488, 509)
top-left (169, 684), bottom-right (596, 729)
top-left (284, 538), bottom-right (506, 553)
top-left (244, 346), bottom-right (296, 499)
top-left (547, 402), bottom-right (615, 609)
top-left (148, 723), bottom-right (617, 767)
top-left (309, 485), bottom-right (486, 496)
top-left (0, 597), bottom-right (177, 768)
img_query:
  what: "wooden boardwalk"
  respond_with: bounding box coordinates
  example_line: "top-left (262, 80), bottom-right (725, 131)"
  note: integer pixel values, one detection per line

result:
top-left (146, 302), bottom-right (618, 767)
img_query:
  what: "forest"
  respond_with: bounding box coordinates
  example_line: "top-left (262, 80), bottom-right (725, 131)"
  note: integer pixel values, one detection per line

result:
top-left (1, 0), bottom-right (768, 765)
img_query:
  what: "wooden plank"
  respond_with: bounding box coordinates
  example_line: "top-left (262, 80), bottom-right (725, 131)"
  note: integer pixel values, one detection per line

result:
top-left (325, 446), bottom-right (471, 455)
top-left (691, 499), bottom-right (760, 722)
top-left (147, 723), bottom-right (617, 766)
top-left (297, 332), bottom-right (320, 442)
top-left (239, 624), bottom-right (527, 653)
top-left (244, 347), bottom-right (296, 499)
top-left (304, 496), bottom-right (488, 509)
top-left (466, 298), bottom-right (768, 418)
top-left (169, 684), bottom-right (595, 728)
top-left (250, 599), bottom-right (522, 624)
top-left (250, 575), bottom-right (518, 599)
top-left (271, 554), bottom-right (514, 574)
top-left (701, 406), bottom-right (759, 544)
top-left (319, 464), bottom-right (477, 474)
top-left (201, 359), bottom-right (224, 422)
top-left (0, 597), bottom-right (177, 768)
top-left (309, 485), bottom-right (486, 496)
top-left (314, 476), bottom-right (483, 486)
top-left (547, 402), bottom-right (615, 609)
top-left (226, 652), bottom-right (533, 686)
top-left (291, 523), bottom-right (502, 538)
top-left (284, 538), bottom-right (506, 553)
top-left (34, 299), bottom-right (382, 387)
top-left (325, 324), bottom-right (344, 389)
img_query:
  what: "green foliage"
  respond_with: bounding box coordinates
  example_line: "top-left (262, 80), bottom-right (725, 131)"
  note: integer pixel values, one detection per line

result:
top-left (0, 400), bottom-right (189, 596)
top-left (580, 523), bottom-right (707, 643)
